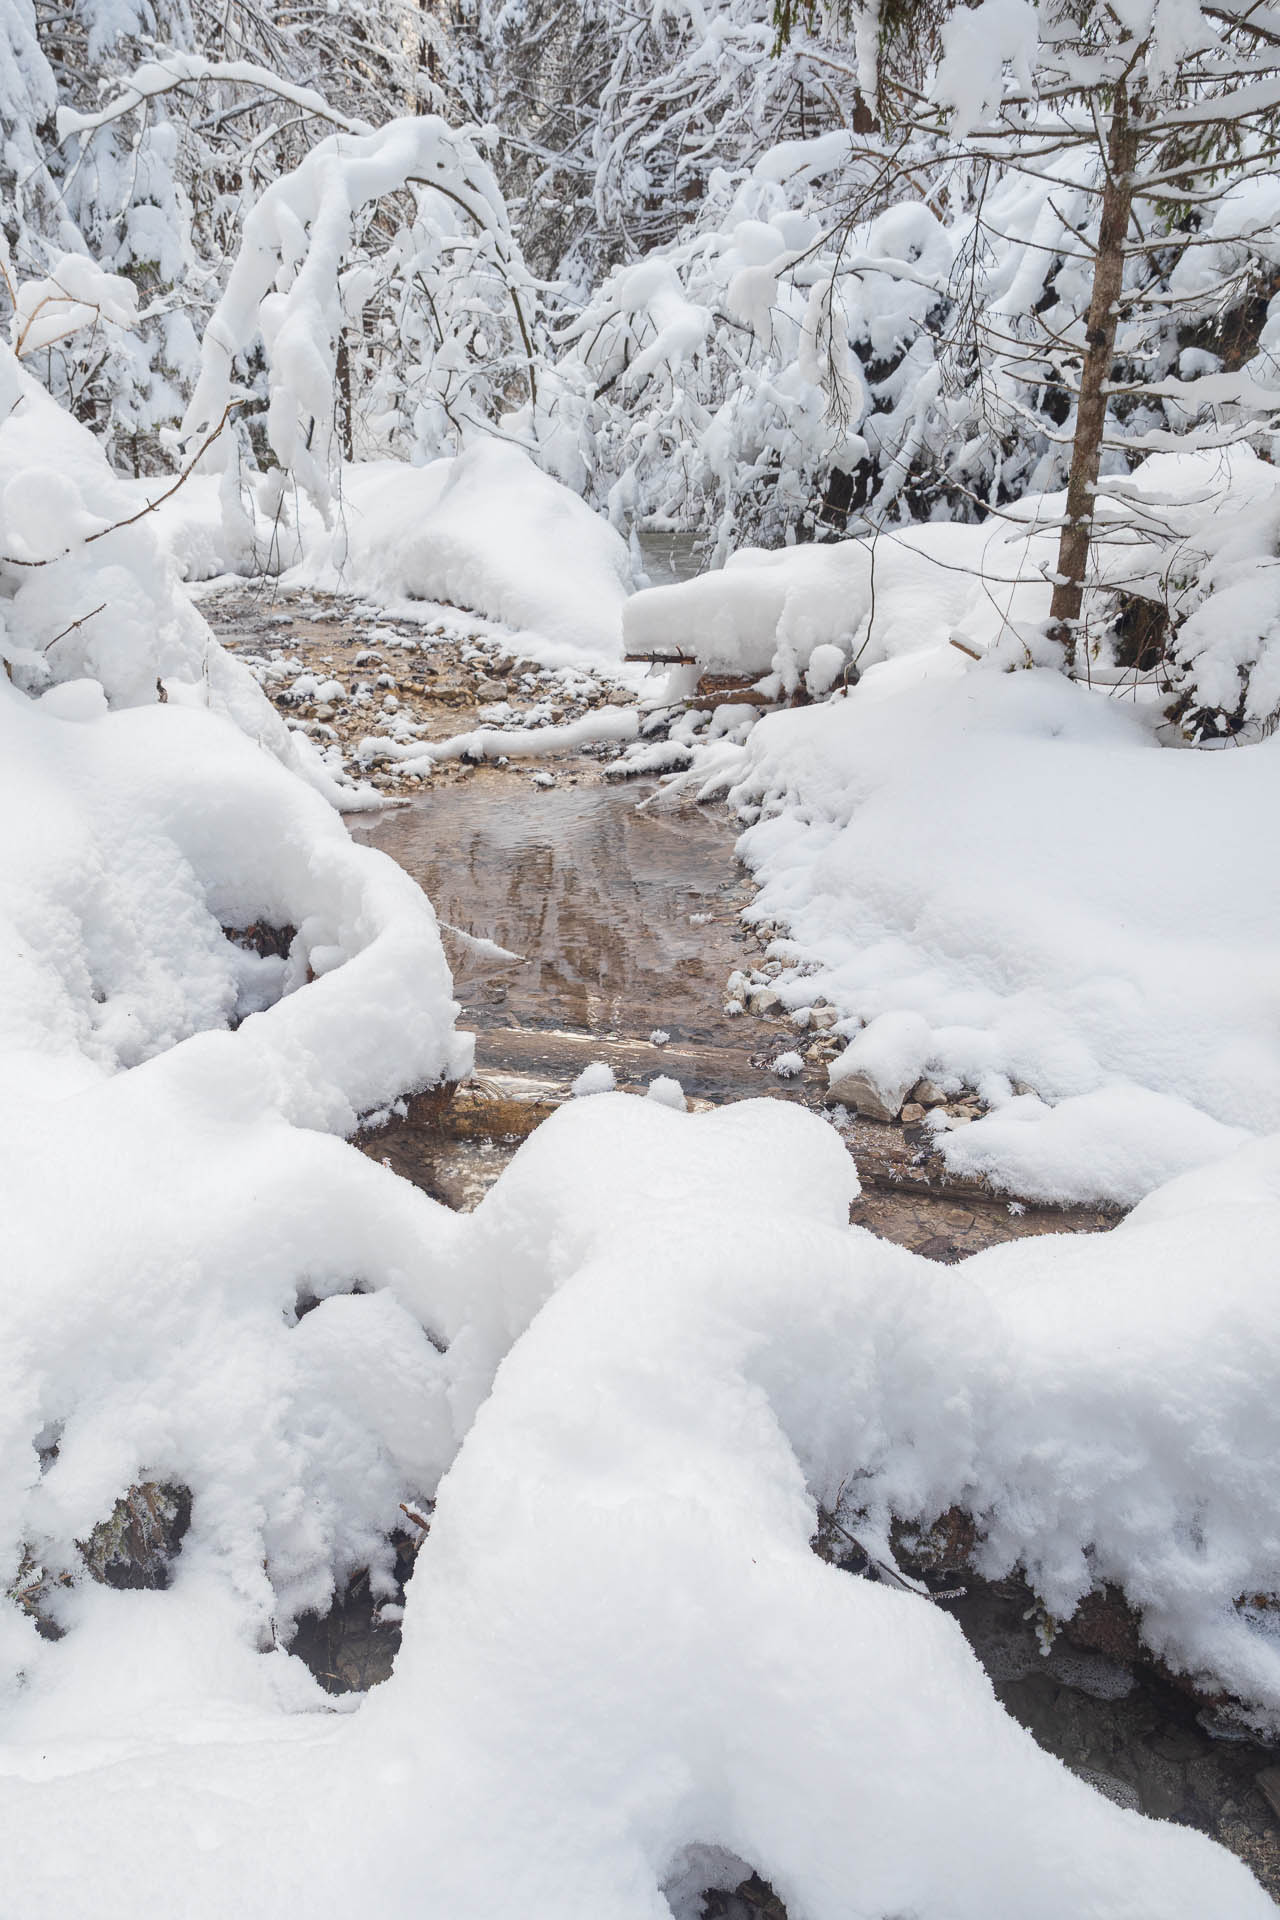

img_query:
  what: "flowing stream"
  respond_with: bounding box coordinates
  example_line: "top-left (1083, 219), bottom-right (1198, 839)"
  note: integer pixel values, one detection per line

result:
top-left (208, 587), bottom-right (1280, 1901)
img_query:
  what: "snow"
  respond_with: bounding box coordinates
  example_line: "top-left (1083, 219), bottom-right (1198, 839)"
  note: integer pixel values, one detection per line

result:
top-left (0, 1095), bottom-right (1275, 1914)
top-left (7, 9), bottom-right (1280, 1905)
top-left (623, 517), bottom-right (1049, 692)
top-left (683, 664), bottom-right (1280, 1205)
top-left (319, 445), bottom-right (632, 663)
top-left (624, 447), bottom-right (1280, 712)
top-left (0, 327), bottom-right (473, 1723)
top-left (142, 443), bottom-right (635, 668)
top-left (0, 347), bottom-right (367, 811)
top-left (572, 1060), bottom-right (617, 1095)
top-left (363, 701), bottom-right (639, 774)
top-left (646, 1072), bottom-right (687, 1108)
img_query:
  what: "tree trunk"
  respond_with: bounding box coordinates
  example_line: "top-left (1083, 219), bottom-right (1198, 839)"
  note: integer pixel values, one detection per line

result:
top-left (1048, 83), bottom-right (1139, 670)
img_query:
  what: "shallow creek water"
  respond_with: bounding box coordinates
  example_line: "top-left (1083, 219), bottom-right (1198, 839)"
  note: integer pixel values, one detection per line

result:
top-left (348, 768), bottom-right (1115, 1252)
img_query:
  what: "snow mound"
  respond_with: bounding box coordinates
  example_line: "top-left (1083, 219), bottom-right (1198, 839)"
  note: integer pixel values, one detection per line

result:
top-left (325, 444), bottom-right (632, 662)
top-left (0, 347), bottom-right (359, 808)
top-left (147, 442), bottom-right (634, 666)
top-left (295, 439), bottom-right (629, 664)
top-left (624, 446), bottom-right (1280, 708)
top-left (624, 516), bottom-right (1048, 692)
top-left (704, 667), bottom-right (1278, 1204)
top-left (0, 345), bottom-right (473, 1687)
top-left (0, 1095), bottom-right (1272, 1915)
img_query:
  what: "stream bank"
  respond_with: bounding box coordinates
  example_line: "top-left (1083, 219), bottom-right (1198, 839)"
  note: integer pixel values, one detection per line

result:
top-left (204, 584), bottom-right (1280, 1904)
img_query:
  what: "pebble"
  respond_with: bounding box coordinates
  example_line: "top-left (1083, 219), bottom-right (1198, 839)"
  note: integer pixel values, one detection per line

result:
top-left (911, 1078), bottom-right (950, 1105)
top-left (748, 987), bottom-right (782, 1015)
top-left (900, 1102), bottom-right (926, 1124)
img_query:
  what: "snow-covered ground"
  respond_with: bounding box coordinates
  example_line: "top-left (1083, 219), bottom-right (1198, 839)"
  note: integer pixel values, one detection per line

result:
top-left (2, 1096), bottom-right (1277, 1917)
top-left (675, 664), bottom-right (1277, 1206)
top-left (5, 328), bottom-right (1280, 1909)
top-left (143, 440), bottom-right (637, 670)
top-left (621, 450), bottom-right (1280, 1209)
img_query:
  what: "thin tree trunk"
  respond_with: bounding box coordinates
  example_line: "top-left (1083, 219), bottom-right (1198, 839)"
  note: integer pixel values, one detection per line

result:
top-left (1048, 83), bottom-right (1139, 670)
top-left (337, 334), bottom-right (354, 465)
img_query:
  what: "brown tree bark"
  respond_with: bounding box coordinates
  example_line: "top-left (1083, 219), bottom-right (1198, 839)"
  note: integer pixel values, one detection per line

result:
top-left (1048, 83), bottom-right (1139, 670)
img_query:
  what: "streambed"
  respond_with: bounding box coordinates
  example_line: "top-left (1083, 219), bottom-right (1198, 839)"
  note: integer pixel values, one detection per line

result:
top-left (207, 587), bottom-right (1280, 1900)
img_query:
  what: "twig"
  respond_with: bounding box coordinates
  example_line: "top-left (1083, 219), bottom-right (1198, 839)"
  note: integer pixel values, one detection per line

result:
top-left (42, 602), bottom-right (106, 653)
top-left (1, 401), bottom-right (243, 569)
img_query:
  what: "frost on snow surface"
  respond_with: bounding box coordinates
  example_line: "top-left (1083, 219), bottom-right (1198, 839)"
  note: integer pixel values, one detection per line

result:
top-left (0, 1097), bottom-right (1275, 1915)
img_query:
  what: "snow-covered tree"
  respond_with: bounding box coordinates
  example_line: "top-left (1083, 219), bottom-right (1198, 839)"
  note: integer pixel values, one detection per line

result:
top-left (3, 0), bottom-right (434, 466)
top-left (755, 0), bottom-right (1280, 732)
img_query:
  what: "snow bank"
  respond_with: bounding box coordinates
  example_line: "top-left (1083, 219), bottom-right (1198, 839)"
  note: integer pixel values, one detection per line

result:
top-left (624, 516), bottom-right (1050, 692)
top-left (624, 446), bottom-right (1280, 707)
top-left (148, 441), bottom-right (634, 665)
top-left (319, 443), bottom-right (632, 662)
top-left (0, 337), bottom-right (473, 1697)
top-left (1, 1095), bottom-right (1272, 1915)
top-left (700, 667), bottom-right (1278, 1204)
top-left (0, 347), bottom-right (361, 808)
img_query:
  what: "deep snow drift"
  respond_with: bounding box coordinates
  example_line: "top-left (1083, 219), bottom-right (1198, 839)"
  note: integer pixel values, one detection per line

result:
top-left (1, 1095), bottom-right (1276, 1918)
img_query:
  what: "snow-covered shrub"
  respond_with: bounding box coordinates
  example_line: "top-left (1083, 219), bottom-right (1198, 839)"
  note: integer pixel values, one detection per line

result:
top-left (537, 146), bottom-right (953, 553)
top-left (2, 0), bottom-right (429, 466)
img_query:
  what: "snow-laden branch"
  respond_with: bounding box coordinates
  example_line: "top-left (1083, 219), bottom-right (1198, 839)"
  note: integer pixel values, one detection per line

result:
top-left (54, 50), bottom-right (372, 146)
top-left (182, 116), bottom-right (539, 512)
